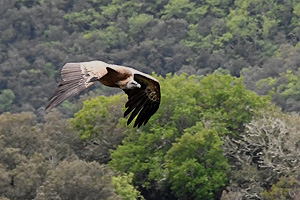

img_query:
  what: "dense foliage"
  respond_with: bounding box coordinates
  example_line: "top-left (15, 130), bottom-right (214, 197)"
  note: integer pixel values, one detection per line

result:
top-left (1, 73), bottom-right (299, 199)
top-left (1, 0), bottom-right (300, 199)
top-left (2, 0), bottom-right (300, 115)
top-left (108, 73), bottom-right (269, 199)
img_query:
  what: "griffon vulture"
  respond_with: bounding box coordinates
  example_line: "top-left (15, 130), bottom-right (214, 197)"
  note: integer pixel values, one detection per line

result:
top-left (45, 60), bottom-right (161, 127)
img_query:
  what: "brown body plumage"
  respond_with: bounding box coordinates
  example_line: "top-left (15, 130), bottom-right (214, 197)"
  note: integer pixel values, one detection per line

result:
top-left (45, 60), bottom-right (161, 127)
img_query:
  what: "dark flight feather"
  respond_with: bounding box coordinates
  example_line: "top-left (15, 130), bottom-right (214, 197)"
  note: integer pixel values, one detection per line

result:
top-left (123, 74), bottom-right (160, 127)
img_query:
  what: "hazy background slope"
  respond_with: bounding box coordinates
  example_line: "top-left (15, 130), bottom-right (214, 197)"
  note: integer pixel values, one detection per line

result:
top-left (2, 0), bottom-right (300, 115)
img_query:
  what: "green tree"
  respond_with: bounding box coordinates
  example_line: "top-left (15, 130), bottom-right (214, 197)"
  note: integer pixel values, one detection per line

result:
top-left (0, 135), bottom-right (26, 170)
top-left (161, 0), bottom-right (195, 19)
top-left (0, 89), bottom-right (15, 113)
top-left (34, 160), bottom-right (120, 200)
top-left (111, 173), bottom-right (144, 200)
top-left (109, 73), bottom-right (268, 199)
top-left (69, 94), bottom-right (126, 163)
top-left (0, 163), bottom-right (11, 199)
top-left (254, 68), bottom-right (300, 112)
top-left (0, 112), bottom-right (43, 157)
top-left (165, 126), bottom-right (229, 199)
top-left (42, 111), bottom-right (81, 164)
top-left (70, 94), bottom-right (126, 140)
top-left (128, 13), bottom-right (154, 42)
top-left (7, 154), bottom-right (48, 200)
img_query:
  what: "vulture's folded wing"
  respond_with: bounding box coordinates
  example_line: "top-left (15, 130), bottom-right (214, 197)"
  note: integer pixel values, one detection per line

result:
top-left (123, 73), bottom-right (161, 127)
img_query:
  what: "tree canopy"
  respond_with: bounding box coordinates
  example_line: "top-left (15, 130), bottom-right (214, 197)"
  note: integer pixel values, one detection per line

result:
top-left (1, 0), bottom-right (300, 199)
top-left (1, 0), bottom-right (300, 115)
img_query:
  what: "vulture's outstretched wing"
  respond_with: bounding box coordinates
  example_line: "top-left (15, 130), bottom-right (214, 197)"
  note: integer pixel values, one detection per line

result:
top-left (45, 61), bottom-right (106, 111)
top-left (123, 73), bottom-right (161, 128)
top-left (46, 60), bottom-right (161, 128)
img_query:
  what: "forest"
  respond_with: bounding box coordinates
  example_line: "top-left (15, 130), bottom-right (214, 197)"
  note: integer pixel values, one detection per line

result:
top-left (1, 0), bottom-right (300, 199)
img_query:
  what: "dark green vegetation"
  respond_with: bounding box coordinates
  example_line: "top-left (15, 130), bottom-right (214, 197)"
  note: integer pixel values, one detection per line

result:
top-left (1, 0), bottom-right (300, 199)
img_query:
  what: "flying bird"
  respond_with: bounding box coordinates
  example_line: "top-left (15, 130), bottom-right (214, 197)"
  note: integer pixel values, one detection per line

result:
top-left (45, 60), bottom-right (161, 127)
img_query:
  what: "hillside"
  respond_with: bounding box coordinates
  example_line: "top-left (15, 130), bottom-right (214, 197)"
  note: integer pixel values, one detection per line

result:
top-left (1, 0), bottom-right (300, 114)
top-left (1, 0), bottom-right (300, 199)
